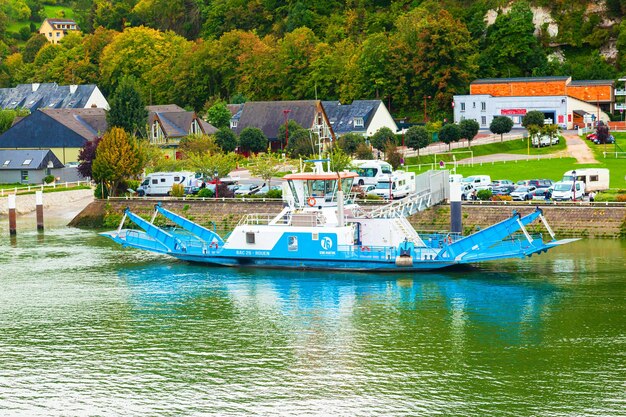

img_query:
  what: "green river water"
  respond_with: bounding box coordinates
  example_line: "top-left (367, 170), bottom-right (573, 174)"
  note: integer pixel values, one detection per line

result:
top-left (0, 215), bottom-right (624, 416)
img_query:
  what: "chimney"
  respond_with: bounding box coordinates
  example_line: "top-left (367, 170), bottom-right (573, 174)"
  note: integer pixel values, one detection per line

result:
top-left (70, 85), bottom-right (78, 94)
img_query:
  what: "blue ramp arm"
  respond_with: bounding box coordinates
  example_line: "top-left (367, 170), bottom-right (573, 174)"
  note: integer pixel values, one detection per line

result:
top-left (443, 209), bottom-right (544, 259)
top-left (124, 208), bottom-right (184, 252)
top-left (155, 204), bottom-right (224, 245)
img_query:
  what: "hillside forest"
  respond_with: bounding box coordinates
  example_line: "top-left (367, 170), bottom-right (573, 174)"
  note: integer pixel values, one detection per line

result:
top-left (2, 0), bottom-right (626, 121)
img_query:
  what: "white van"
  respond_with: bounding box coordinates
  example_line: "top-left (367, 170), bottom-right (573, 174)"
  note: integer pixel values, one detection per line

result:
top-left (351, 160), bottom-right (393, 186)
top-left (461, 175), bottom-right (492, 191)
top-left (562, 168), bottom-right (609, 192)
top-left (137, 171), bottom-right (197, 196)
top-left (551, 181), bottom-right (585, 201)
top-left (372, 171), bottom-right (416, 200)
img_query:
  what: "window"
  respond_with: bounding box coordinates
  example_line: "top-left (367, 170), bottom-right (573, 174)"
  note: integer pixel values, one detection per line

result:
top-left (190, 120), bottom-right (200, 135)
top-left (20, 170), bottom-right (28, 183)
top-left (48, 32), bottom-right (52, 37)
top-left (230, 120), bottom-right (238, 128)
top-left (354, 117), bottom-right (364, 127)
top-left (288, 236), bottom-right (298, 251)
top-left (473, 102), bottom-right (476, 109)
top-left (22, 159), bottom-right (32, 165)
top-left (56, 32), bottom-right (60, 37)
top-left (173, 176), bottom-right (180, 182)
top-left (481, 102), bottom-right (486, 111)
top-left (481, 116), bottom-right (487, 126)
top-left (160, 178), bottom-right (166, 183)
top-left (590, 175), bottom-right (598, 182)
top-left (246, 232), bottom-right (255, 244)
top-left (3, 160), bottom-right (9, 166)
top-left (152, 179), bottom-right (158, 184)
top-left (460, 103), bottom-right (465, 111)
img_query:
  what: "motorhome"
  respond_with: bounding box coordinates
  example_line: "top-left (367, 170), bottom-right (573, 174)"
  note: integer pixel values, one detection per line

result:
top-left (137, 171), bottom-right (198, 196)
top-left (351, 160), bottom-right (393, 186)
top-left (461, 175), bottom-right (492, 191)
top-left (449, 174), bottom-right (463, 184)
top-left (551, 181), bottom-right (585, 201)
top-left (562, 169), bottom-right (609, 192)
top-left (372, 171), bottom-right (416, 200)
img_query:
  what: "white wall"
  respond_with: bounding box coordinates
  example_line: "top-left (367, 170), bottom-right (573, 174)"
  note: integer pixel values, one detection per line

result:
top-left (85, 87), bottom-right (110, 110)
top-left (366, 103), bottom-right (399, 136)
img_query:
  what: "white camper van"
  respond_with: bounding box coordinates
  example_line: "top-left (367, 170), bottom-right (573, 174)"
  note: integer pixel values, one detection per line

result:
top-left (352, 160), bottom-right (393, 186)
top-left (562, 169), bottom-right (609, 192)
top-left (551, 181), bottom-right (585, 201)
top-left (372, 171), bottom-right (416, 200)
top-left (137, 171), bottom-right (198, 196)
top-left (461, 175), bottom-right (492, 191)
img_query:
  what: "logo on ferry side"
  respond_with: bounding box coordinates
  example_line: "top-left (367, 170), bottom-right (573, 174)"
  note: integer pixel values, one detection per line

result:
top-left (321, 236), bottom-right (333, 250)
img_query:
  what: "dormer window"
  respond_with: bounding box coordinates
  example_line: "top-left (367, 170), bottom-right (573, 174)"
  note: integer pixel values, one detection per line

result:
top-left (354, 117), bottom-right (364, 127)
top-left (22, 159), bottom-right (32, 165)
top-left (190, 119), bottom-right (200, 134)
top-left (230, 120), bottom-right (238, 128)
top-left (3, 160), bottom-right (10, 166)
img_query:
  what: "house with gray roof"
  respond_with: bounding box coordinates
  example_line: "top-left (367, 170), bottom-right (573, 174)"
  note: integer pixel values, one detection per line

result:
top-left (148, 104), bottom-right (218, 159)
top-left (0, 149), bottom-right (65, 184)
top-left (322, 100), bottom-right (398, 137)
top-left (0, 83), bottom-right (109, 111)
top-left (0, 108), bottom-right (106, 165)
top-left (231, 100), bottom-right (334, 150)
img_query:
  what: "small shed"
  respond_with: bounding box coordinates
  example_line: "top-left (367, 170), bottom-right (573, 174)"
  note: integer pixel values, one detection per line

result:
top-left (0, 149), bottom-right (64, 184)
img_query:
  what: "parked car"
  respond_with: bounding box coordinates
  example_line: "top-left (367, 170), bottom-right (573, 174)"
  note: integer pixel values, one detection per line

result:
top-left (532, 188), bottom-right (551, 200)
top-left (461, 175), bottom-right (492, 191)
top-left (460, 183), bottom-right (476, 201)
top-left (491, 179), bottom-right (514, 187)
top-left (527, 179), bottom-right (553, 189)
top-left (234, 183), bottom-right (260, 195)
top-left (552, 181), bottom-right (585, 201)
top-left (510, 185), bottom-right (537, 201)
top-left (592, 134), bottom-right (615, 145)
top-left (586, 133), bottom-right (597, 141)
top-left (257, 184), bottom-right (282, 194)
top-left (492, 185), bottom-right (515, 196)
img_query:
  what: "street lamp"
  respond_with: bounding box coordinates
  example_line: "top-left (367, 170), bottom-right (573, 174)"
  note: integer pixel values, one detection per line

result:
top-left (572, 170), bottom-right (576, 202)
top-left (423, 95), bottom-right (431, 123)
top-left (214, 170), bottom-right (219, 199)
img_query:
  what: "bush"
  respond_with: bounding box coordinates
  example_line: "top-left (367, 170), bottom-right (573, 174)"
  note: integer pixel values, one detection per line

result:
top-left (94, 182), bottom-right (108, 199)
top-left (197, 188), bottom-right (214, 198)
top-left (43, 174), bottom-right (55, 184)
top-left (491, 195), bottom-right (512, 201)
top-left (266, 189), bottom-right (282, 199)
top-left (171, 183), bottom-right (185, 197)
top-left (477, 189), bottom-right (492, 201)
top-left (617, 194), bottom-right (626, 202)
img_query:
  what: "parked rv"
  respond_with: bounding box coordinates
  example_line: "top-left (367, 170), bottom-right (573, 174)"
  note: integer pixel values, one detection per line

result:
top-left (462, 175), bottom-right (492, 191)
top-left (552, 181), bottom-right (585, 201)
top-left (562, 169), bottom-right (609, 192)
top-left (351, 160), bottom-right (393, 186)
top-left (137, 171), bottom-right (198, 196)
top-left (449, 174), bottom-right (463, 184)
top-left (372, 171), bottom-right (416, 200)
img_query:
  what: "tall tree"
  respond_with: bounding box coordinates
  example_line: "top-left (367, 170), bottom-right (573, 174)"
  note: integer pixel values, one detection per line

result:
top-left (205, 100), bottom-right (231, 129)
top-left (77, 137), bottom-right (101, 179)
top-left (405, 125), bottom-right (430, 158)
top-left (439, 123), bottom-right (461, 151)
top-left (522, 111), bottom-right (545, 128)
top-left (489, 116), bottom-right (514, 142)
top-left (239, 127), bottom-right (268, 154)
top-left (214, 128), bottom-right (238, 153)
top-left (92, 127), bottom-right (144, 196)
top-left (459, 119), bottom-right (480, 147)
top-left (370, 127), bottom-right (396, 151)
top-left (106, 76), bottom-right (148, 137)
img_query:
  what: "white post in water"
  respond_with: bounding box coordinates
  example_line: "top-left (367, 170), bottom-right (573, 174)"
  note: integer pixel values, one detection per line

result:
top-left (336, 190), bottom-right (345, 227)
top-left (36, 191), bottom-right (44, 231)
top-left (450, 181), bottom-right (462, 235)
top-left (8, 194), bottom-right (16, 235)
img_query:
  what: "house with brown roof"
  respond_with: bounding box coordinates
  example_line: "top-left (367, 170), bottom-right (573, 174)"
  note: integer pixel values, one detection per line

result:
top-left (231, 100), bottom-right (334, 151)
top-left (39, 18), bottom-right (80, 44)
top-left (0, 108), bottom-right (106, 164)
top-left (148, 105), bottom-right (218, 159)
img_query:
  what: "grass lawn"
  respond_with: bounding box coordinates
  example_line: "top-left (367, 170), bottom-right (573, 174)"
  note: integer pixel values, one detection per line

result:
top-left (6, 5), bottom-right (76, 33)
top-left (405, 135), bottom-right (565, 165)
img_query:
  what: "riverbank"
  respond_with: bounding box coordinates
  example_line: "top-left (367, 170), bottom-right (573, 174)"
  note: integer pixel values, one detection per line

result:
top-left (70, 198), bottom-right (626, 239)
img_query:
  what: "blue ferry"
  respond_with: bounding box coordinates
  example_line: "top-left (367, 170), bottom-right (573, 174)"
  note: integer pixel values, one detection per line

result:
top-left (102, 165), bottom-right (576, 271)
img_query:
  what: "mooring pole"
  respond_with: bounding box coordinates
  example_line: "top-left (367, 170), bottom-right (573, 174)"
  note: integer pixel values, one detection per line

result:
top-left (36, 191), bottom-right (44, 231)
top-left (8, 194), bottom-right (16, 235)
top-left (450, 181), bottom-right (462, 235)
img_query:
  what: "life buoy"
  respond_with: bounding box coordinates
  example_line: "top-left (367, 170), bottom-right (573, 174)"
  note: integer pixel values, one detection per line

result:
top-left (209, 241), bottom-right (218, 249)
top-left (307, 197), bottom-right (317, 207)
top-left (447, 236), bottom-right (452, 244)
top-left (361, 246), bottom-right (370, 252)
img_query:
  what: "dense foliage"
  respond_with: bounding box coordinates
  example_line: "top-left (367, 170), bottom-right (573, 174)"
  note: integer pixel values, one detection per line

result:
top-left (0, 1), bottom-right (623, 121)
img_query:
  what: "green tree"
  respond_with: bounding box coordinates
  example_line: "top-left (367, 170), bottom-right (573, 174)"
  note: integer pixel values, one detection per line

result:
top-left (249, 153), bottom-right (281, 188)
top-left (186, 151), bottom-right (239, 179)
top-left (384, 141), bottom-right (402, 170)
top-left (405, 125), bottom-right (430, 158)
top-left (327, 146), bottom-right (353, 173)
top-left (522, 111), bottom-right (545, 128)
top-left (178, 134), bottom-right (220, 157)
top-left (106, 76), bottom-right (148, 137)
top-left (336, 133), bottom-right (364, 156)
top-left (459, 119), bottom-right (480, 147)
top-left (92, 127), bottom-right (144, 196)
top-left (214, 128), bottom-right (238, 153)
top-left (239, 127), bottom-right (268, 154)
top-left (0, 109), bottom-right (27, 134)
top-left (370, 127), bottom-right (396, 151)
top-left (439, 123), bottom-right (461, 151)
top-left (355, 142), bottom-right (373, 159)
top-left (22, 34), bottom-right (48, 63)
top-left (205, 100), bottom-right (231, 129)
top-left (278, 120), bottom-right (306, 150)
top-left (286, 129), bottom-right (316, 158)
top-left (489, 116), bottom-right (514, 142)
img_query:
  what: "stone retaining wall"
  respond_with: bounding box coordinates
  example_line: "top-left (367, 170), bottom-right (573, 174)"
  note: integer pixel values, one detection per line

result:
top-left (0, 189), bottom-right (94, 216)
top-left (71, 199), bottom-right (626, 238)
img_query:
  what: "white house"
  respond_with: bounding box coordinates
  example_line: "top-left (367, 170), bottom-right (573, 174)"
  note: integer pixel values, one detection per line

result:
top-left (322, 100), bottom-right (399, 136)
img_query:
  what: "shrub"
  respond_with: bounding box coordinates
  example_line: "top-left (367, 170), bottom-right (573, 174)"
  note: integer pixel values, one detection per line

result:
top-left (617, 194), bottom-right (626, 202)
top-left (171, 183), bottom-right (185, 197)
top-left (43, 174), bottom-right (55, 184)
top-left (94, 182), bottom-right (108, 199)
top-left (491, 195), bottom-right (512, 201)
top-left (266, 189), bottom-right (282, 199)
top-left (477, 189), bottom-right (492, 201)
top-left (197, 188), bottom-right (214, 198)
